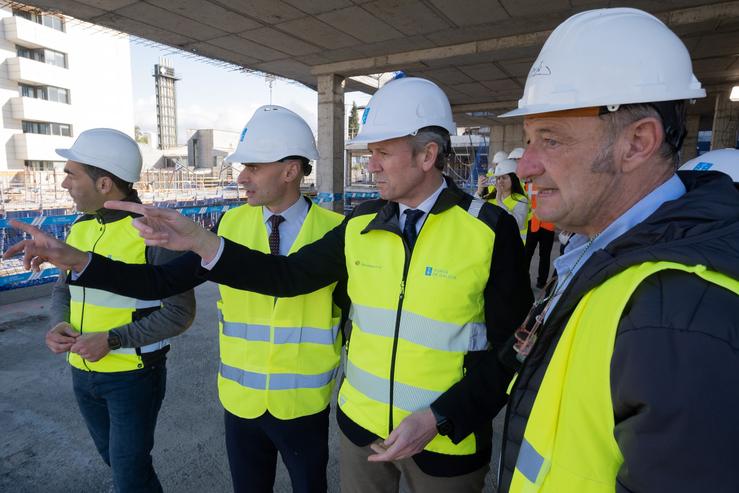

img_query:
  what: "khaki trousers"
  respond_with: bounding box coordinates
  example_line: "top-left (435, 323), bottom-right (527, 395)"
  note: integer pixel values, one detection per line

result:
top-left (339, 431), bottom-right (488, 493)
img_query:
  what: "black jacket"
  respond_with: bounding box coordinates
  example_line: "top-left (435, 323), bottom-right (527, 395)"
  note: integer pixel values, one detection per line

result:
top-left (71, 179), bottom-right (533, 475)
top-left (439, 171), bottom-right (739, 492)
top-left (200, 178), bottom-right (533, 476)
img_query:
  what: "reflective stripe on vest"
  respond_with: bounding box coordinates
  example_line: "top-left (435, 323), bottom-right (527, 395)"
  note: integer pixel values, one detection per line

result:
top-left (509, 262), bottom-right (739, 493)
top-left (350, 303), bottom-right (488, 352)
top-left (220, 362), bottom-right (338, 391)
top-left (220, 310), bottom-right (340, 346)
top-left (339, 203), bottom-right (494, 456)
top-left (69, 286), bottom-right (161, 310)
top-left (66, 215), bottom-right (164, 373)
top-left (216, 202), bottom-right (344, 420)
top-left (345, 359), bottom-right (443, 413)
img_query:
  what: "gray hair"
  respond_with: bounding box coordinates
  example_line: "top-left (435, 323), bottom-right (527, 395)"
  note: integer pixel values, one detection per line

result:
top-left (599, 103), bottom-right (684, 167)
top-left (410, 126), bottom-right (451, 170)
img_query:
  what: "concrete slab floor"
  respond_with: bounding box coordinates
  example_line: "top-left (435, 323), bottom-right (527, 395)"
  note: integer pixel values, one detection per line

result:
top-left (0, 280), bottom-right (510, 493)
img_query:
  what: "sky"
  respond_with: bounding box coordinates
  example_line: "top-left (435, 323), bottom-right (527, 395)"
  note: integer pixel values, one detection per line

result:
top-left (129, 41), bottom-right (371, 147)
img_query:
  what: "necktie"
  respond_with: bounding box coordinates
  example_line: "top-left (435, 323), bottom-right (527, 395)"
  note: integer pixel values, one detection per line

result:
top-left (403, 209), bottom-right (424, 250)
top-left (268, 215), bottom-right (285, 255)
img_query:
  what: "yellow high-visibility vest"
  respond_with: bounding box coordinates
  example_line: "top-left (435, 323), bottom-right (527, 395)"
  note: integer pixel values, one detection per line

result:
top-left (340, 200), bottom-right (494, 455)
top-left (509, 262), bottom-right (739, 493)
top-left (66, 215), bottom-right (163, 373)
top-left (217, 201), bottom-right (343, 420)
top-left (501, 193), bottom-right (529, 240)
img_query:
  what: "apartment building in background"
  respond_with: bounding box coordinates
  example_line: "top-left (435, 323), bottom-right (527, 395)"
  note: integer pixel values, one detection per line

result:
top-left (0, 4), bottom-right (134, 172)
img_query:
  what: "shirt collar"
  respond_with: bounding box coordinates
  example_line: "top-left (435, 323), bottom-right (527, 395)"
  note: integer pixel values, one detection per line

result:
top-left (398, 178), bottom-right (447, 218)
top-left (262, 195), bottom-right (309, 225)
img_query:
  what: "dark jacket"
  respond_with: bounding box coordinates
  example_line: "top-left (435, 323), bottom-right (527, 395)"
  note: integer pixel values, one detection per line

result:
top-left (72, 179), bottom-right (533, 475)
top-left (200, 178), bottom-right (533, 475)
top-left (441, 171), bottom-right (739, 492)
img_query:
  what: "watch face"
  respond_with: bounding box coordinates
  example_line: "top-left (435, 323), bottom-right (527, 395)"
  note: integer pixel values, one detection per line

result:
top-left (108, 333), bottom-right (121, 350)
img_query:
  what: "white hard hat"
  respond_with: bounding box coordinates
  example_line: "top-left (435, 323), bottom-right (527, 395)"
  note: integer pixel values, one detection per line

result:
top-left (495, 159), bottom-right (518, 177)
top-left (350, 77), bottom-right (456, 145)
top-left (226, 105), bottom-right (319, 164)
top-left (508, 147), bottom-right (525, 160)
top-left (56, 128), bottom-right (142, 183)
top-left (492, 151), bottom-right (508, 164)
top-left (500, 8), bottom-right (705, 118)
top-left (679, 149), bottom-right (739, 183)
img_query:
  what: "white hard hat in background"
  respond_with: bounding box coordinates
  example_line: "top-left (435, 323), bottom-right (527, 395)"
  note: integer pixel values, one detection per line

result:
top-left (508, 147), bottom-right (525, 160)
top-left (500, 8), bottom-right (705, 118)
top-left (56, 128), bottom-right (142, 183)
top-left (492, 151), bottom-right (509, 164)
top-left (227, 105), bottom-right (319, 164)
top-left (495, 159), bottom-right (518, 177)
top-left (679, 149), bottom-right (739, 183)
top-left (350, 77), bottom-right (456, 145)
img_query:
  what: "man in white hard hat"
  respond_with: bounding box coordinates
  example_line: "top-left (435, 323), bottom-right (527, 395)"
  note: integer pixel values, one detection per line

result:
top-left (432, 8), bottom-right (739, 493)
top-left (679, 148), bottom-right (739, 185)
top-left (8, 109), bottom-right (347, 493)
top-left (6, 79), bottom-right (533, 491)
top-left (47, 128), bottom-right (196, 493)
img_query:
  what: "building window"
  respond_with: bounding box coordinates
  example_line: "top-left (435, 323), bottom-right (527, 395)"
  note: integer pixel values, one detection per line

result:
top-left (13, 9), bottom-right (65, 32)
top-left (16, 45), bottom-right (43, 62)
top-left (22, 120), bottom-right (72, 137)
top-left (24, 160), bottom-right (57, 171)
top-left (51, 122), bottom-right (72, 137)
top-left (16, 45), bottom-right (68, 68)
top-left (47, 86), bottom-right (70, 104)
top-left (19, 84), bottom-right (71, 104)
top-left (44, 49), bottom-right (67, 68)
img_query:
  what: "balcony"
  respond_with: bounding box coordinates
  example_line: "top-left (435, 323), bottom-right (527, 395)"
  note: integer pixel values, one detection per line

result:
top-left (3, 15), bottom-right (68, 52)
top-left (13, 132), bottom-right (74, 161)
top-left (6, 56), bottom-right (71, 88)
top-left (10, 97), bottom-right (72, 123)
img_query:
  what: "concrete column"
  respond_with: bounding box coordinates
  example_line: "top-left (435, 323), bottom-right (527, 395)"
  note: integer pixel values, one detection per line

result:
top-left (489, 125), bottom-right (504, 157)
top-left (710, 90), bottom-right (739, 150)
top-left (317, 74), bottom-right (345, 212)
top-left (681, 115), bottom-right (700, 162)
top-left (503, 123), bottom-right (525, 152)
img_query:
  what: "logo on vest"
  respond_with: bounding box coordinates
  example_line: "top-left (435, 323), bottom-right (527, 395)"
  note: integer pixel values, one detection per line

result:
top-left (424, 266), bottom-right (456, 280)
top-left (354, 260), bottom-right (382, 269)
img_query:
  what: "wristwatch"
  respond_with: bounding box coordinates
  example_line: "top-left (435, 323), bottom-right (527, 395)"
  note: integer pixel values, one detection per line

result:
top-left (430, 406), bottom-right (454, 437)
top-left (107, 332), bottom-right (122, 350)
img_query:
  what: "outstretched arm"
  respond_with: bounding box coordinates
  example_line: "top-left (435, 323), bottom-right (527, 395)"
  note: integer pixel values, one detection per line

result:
top-left (3, 220), bottom-right (88, 272)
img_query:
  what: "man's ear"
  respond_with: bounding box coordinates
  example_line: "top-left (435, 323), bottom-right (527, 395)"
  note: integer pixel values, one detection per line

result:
top-left (283, 160), bottom-right (301, 182)
top-left (97, 176), bottom-right (113, 194)
top-left (418, 141), bottom-right (439, 172)
top-left (618, 116), bottom-right (663, 173)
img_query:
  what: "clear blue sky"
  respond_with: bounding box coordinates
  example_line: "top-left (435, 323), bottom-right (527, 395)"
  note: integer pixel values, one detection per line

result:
top-left (129, 41), bottom-right (370, 146)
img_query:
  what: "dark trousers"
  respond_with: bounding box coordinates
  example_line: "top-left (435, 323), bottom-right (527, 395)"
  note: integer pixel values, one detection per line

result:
top-left (71, 364), bottom-right (166, 493)
top-left (525, 223), bottom-right (555, 287)
top-left (224, 407), bottom-right (330, 493)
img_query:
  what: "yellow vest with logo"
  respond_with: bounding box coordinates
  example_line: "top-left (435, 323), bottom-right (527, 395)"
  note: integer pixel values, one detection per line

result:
top-left (217, 201), bottom-right (343, 420)
top-left (510, 262), bottom-right (739, 493)
top-left (66, 215), bottom-right (163, 373)
top-left (340, 201), bottom-right (494, 455)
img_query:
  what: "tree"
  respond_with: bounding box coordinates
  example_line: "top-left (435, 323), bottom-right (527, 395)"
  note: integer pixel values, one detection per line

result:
top-left (348, 101), bottom-right (359, 139)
